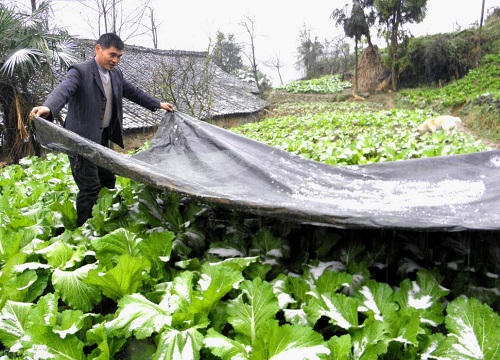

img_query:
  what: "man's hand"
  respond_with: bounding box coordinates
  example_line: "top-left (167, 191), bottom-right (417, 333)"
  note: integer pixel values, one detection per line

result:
top-left (30, 106), bottom-right (51, 119)
top-left (160, 102), bottom-right (174, 112)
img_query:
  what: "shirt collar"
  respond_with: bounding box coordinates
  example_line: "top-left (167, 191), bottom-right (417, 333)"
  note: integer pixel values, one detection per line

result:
top-left (95, 59), bottom-right (109, 75)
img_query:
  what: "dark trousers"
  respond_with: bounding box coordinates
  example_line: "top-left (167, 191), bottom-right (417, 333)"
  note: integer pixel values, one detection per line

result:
top-left (69, 129), bottom-right (116, 226)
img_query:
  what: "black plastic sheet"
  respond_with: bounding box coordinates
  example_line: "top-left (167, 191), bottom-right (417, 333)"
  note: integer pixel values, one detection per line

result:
top-left (34, 112), bottom-right (500, 231)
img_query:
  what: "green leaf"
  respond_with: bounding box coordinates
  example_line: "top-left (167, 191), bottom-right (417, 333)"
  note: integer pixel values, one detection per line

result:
top-left (315, 270), bottom-right (352, 294)
top-left (154, 326), bottom-right (205, 360)
top-left (37, 241), bottom-right (86, 269)
top-left (435, 296), bottom-right (500, 359)
top-left (84, 254), bottom-right (150, 301)
top-left (52, 264), bottom-right (102, 312)
top-left (272, 275), bottom-right (310, 325)
top-left (227, 277), bottom-right (280, 346)
top-left (0, 300), bottom-right (32, 350)
top-left (2, 268), bottom-right (44, 302)
top-left (385, 307), bottom-right (425, 347)
top-left (87, 323), bottom-right (126, 360)
top-left (251, 227), bottom-right (290, 260)
top-left (91, 228), bottom-right (141, 267)
top-left (305, 291), bottom-right (359, 330)
top-left (208, 256), bottom-right (259, 273)
top-left (394, 270), bottom-right (448, 327)
top-left (162, 271), bottom-right (195, 315)
top-left (189, 261), bottom-right (245, 315)
top-left (204, 328), bottom-right (250, 360)
top-left (267, 324), bottom-right (329, 359)
top-left (137, 231), bottom-right (175, 277)
top-left (357, 280), bottom-right (398, 322)
top-left (27, 328), bottom-right (86, 360)
top-left (418, 333), bottom-right (447, 359)
top-left (53, 309), bottom-right (88, 338)
top-left (0, 218), bottom-right (22, 261)
top-left (105, 293), bottom-right (172, 339)
top-left (89, 191), bottom-right (117, 232)
top-left (29, 293), bottom-right (58, 329)
top-left (327, 335), bottom-right (351, 360)
top-left (351, 320), bottom-right (390, 359)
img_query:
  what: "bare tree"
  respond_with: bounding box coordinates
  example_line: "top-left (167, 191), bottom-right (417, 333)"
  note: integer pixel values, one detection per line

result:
top-left (477, 0), bottom-right (486, 65)
top-left (144, 5), bottom-right (161, 48)
top-left (239, 15), bottom-right (260, 92)
top-left (78, 0), bottom-right (151, 42)
top-left (152, 53), bottom-right (215, 120)
top-left (263, 54), bottom-right (285, 85)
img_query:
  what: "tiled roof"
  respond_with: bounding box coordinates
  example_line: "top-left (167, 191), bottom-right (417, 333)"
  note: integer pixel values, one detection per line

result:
top-left (62, 39), bottom-right (267, 130)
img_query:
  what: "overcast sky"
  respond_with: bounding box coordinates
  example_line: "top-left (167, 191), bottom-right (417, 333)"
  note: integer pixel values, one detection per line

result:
top-left (49, 0), bottom-right (500, 85)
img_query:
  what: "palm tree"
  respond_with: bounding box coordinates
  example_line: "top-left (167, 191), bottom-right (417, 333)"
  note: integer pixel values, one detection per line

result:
top-left (0, 2), bottom-right (77, 163)
top-left (332, 0), bottom-right (375, 93)
top-left (296, 27), bottom-right (324, 79)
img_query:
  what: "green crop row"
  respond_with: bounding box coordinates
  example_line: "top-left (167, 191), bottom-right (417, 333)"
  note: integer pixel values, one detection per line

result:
top-left (232, 104), bottom-right (490, 166)
top-left (277, 74), bottom-right (352, 94)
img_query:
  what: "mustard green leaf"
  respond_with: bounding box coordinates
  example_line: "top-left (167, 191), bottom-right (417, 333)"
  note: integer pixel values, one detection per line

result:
top-left (204, 328), bottom-right (250, 360)
top-left (227, 277), bottom-right (280, 347)
top-left (105, 293), bottom-right (172, 339)
top-left (356, 279), bottom-right (398, 323)
top-left (305, 292), bottom-right (359, 330)
top-left (435, 296), bottom-right (500, 359)
top-left (91, 228), bottom-right (141, 267)
top-left (84, 254), bottom-right (150, 301)
top-left (0, 300), bottom-right (33, 351)
top-left (154, 326), bottom-right (205, 360)
top-left (267, 324), bottom-right (329, 360)
top-left (52, 263), bottom-right (102, 311)
top-left (327, 334), bottom-right (352, 360)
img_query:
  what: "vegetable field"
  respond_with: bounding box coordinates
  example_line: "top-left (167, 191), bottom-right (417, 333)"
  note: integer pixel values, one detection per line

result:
top-left (1, 66), bottom-right (500, 358)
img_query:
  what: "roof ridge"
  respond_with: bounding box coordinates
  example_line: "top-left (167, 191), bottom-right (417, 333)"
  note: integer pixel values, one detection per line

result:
top-left (74, 37), bottom-right (207, 57)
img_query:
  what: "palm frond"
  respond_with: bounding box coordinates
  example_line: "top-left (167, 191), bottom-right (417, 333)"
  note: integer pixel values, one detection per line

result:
top-left (50, 39), bottom-right (79, 68)
top-left (1, 48), bottom-right (43, 76)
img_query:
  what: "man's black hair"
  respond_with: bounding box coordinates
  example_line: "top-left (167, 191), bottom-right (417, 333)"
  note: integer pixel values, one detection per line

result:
top-left (96, 33), bottom-right (124, 50)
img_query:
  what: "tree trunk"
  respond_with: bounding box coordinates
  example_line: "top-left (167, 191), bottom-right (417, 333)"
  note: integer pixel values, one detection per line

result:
top-left (1, 86), bottom-right (17, 163)
top-left (390, 17), bottom-right (399, 91)
top-left (354, 39), bottom-right (359, 94)
top-left (477, 0), bottom-right (485, 66)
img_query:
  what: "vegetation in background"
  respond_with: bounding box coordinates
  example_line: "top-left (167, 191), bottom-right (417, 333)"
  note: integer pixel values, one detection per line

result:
top-left (331, 0), bottom-right (375, 93)
top-left (295, 26), bottom-right (325, 79)
top-left (373, 0), bottom-right (428, 91)
top-left (277, 74), bottom-right (351, 94)
top-left (232, 102), bottom-right (489, 166)
top-left (211, 31), bottom-right (243, 75)
top-left (0, 6), bottom-right (499, 357)
top-left (0, 154), bottom-right (498, 359)
top-left (0, 3), bottom-right (77, 163)
top-left (397, 53), bottom-right (500, 142)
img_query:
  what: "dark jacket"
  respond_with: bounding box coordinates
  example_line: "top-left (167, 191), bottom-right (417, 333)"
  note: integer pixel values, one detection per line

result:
top-left (44, 59), bottom-right (160, 148)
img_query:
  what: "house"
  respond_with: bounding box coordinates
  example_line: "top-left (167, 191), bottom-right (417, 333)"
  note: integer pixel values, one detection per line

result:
top-left (62, 39), bottom-right (268, 149)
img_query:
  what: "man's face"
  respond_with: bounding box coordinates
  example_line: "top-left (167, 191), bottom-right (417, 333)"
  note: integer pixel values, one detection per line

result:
top-left (95, 44), bottom-right (123, 71)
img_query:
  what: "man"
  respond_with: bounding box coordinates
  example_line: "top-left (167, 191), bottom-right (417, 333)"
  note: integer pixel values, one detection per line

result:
top-left (30, 33), bottom-right (174, 226)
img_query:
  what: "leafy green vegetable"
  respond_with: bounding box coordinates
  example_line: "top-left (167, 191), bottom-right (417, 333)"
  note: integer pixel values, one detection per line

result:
top-left (439, 297), bottom-right (500, 359)
top-left (232, 104), bottom-right (490, 166)
top-left (85, 254), bottom-right (150, 301)
top-left (277, 74), bottom-right (352, 94)
top-left (0, 60), bottom-right (498, 358)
